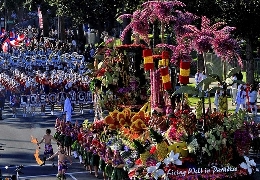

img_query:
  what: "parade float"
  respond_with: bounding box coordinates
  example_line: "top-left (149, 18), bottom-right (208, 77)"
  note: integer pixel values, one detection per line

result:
top-left (88, 0), bottom-right (259, 179)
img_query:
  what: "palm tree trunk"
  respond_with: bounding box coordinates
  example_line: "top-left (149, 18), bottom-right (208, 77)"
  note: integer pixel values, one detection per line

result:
top-left (245, 38), bottom-right (254, 84)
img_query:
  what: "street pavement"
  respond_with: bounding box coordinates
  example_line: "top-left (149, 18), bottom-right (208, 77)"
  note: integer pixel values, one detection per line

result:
top-left (0, 104), bottom-right (100, 180)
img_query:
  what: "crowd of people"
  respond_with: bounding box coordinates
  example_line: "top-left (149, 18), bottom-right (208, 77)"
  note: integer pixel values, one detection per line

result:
top-left (36, 117), bottom-right (128, 180)
top-left (0, 27), bottom-right (99, 119)
top-left (194, 68), bottom-right (259, 115)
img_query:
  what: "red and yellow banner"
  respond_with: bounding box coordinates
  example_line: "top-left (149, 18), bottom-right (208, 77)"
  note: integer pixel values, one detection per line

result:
top-left (179, 60), bottom-right (190, 85)
top-left (143, 49), bottom-right (154, 71)
top-left (160, 66), bottom-right (171, 90)
top-left (159, 51), bottom-right (169, 67)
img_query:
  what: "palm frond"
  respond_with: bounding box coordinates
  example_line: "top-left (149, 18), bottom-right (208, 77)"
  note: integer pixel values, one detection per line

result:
top-left (197, 77), bottom-right (218, 91)
top-left (208, 86), bottom-right (222, 93)
top-left (208, 74), bottom-right (222, 83)
top-left (226, 67), bottom-right (241, 78)
top-left (172, 86), bottom-right (198, 97)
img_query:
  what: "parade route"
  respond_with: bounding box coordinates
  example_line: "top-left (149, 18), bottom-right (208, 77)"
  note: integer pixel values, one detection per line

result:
top-left (0, 104), bottom-right (101, 180)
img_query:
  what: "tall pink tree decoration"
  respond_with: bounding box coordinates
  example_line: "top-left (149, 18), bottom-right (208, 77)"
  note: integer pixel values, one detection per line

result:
top-left (183, 16), bottom-right (243, 67)
top-left (118, 0), bottom-right (186, 44)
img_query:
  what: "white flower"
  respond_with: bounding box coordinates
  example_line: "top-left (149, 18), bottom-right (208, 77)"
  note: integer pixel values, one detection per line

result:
top-left (163, 150), bottom-right (182, 166)
top-left (187, 138), bottom-right (199, 153)
top-left (240, 156), bottom-right (259, 174)
top-left (147, 162), bottom-right (165, 180)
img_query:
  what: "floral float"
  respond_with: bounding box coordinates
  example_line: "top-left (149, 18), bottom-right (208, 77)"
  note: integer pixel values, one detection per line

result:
top-left (87, 0), bottom-right (259, 179)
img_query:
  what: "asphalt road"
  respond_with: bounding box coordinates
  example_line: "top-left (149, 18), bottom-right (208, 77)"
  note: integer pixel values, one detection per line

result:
top-left (0, 104), bottom-right (100, 180)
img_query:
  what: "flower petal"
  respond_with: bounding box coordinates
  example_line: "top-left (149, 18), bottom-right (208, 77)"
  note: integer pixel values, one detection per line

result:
top-left (154, 169), bottom-right (165, 179)
top-left (175, 159), bottom-right (182, 165)
top-left (248, 167), bottom-right (252, 175)
top-left (169, 151), bottom-right (175, 158)
top-left (155, 162), bottom-right (161, 169)
top-left (249, 159), bottom-right (256, 167)
top-left (244, 156), bottom-right (249, 163)
top-left (163, 158), bottom-right (170, 166)
top-left (147, 166), bottom-right (156, 174)
top-left (173, 153), bottom-right (180, 160)
top-left (240, 162), bottom-right (248, 170)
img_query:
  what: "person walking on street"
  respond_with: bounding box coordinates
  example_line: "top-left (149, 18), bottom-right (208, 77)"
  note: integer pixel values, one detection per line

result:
top-left (46, 145), bottom-right (72, 179)
top-left (37, 128), bottom-right (60, 166)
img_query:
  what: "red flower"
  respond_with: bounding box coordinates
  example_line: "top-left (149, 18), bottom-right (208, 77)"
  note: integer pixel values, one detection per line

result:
top-left (150, 146), bottom-right (157, 154)
top-left (135, 158), bottom-right (142, 165)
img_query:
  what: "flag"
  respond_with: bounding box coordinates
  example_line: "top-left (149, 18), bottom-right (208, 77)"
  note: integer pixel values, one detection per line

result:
top-left (16, 34), bottom-right (25, 42)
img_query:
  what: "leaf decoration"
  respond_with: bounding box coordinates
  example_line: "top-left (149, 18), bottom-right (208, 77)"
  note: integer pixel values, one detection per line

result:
top-left (172, 86), bottom-right (198, 97)
top-left (227, 67), bottom-right (241, 78)
top-left (208, 86), bottom-right (221, 94)
top-left (197, 76), bottom-right (218, 91)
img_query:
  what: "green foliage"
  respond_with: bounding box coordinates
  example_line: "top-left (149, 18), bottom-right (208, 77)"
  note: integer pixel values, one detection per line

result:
top-left (197, 77), bottom-right (217, 91)
top-left (226, 67), bottom-right (241, 78)
top-left (0, 0), bottom-right (24, 12)
top-left (223, 110), bottom-right (245, 133)
top-left (216, 0), bottom-right (260, 41)
top-left (149, 128), bottom-right (163, 144)
top-left (172, 86), bottom-right (198, 97)
top-left (43, 0), bottom-right (143, 31)
top-left (133, 139), bottom-right (146, 154)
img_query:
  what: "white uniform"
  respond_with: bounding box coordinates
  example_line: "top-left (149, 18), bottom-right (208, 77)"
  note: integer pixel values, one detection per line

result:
top-left (248, 90), bottom-right (258, 115)
top-left (231, 75), bottom-right (237, 104)
top-left (235, 89), bottom-right (247, 113)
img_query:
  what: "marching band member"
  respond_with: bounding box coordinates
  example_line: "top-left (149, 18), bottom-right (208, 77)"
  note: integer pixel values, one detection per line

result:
top-left (48, 89), bottom-right (57, 115)
top-left (69, 86), bottom-right (77, 113)
top-left (29, 88), bottom-right (38, 116)
top-left (10, 94), bottom-right (20, 118)
top-left (39, 89), bottom-right (47, 115)
top-left (58, 88), bottom-right (67, 112)
top-left (77, 87), bottom-right (86, 114)
top-left (20, 92), bottom-right (29, 117)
